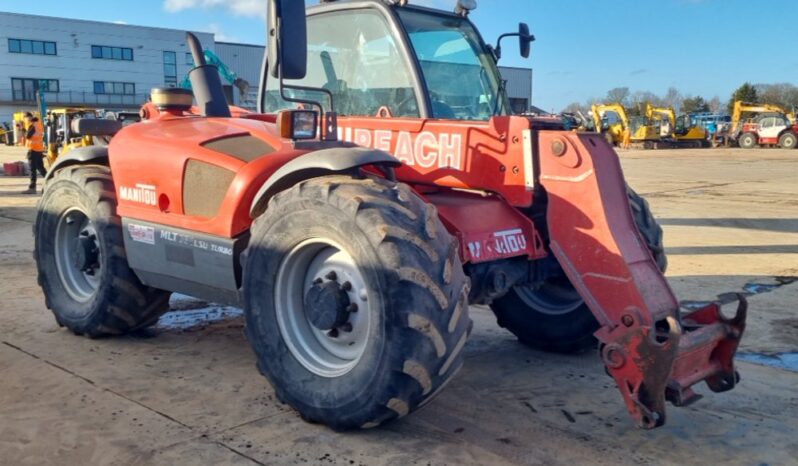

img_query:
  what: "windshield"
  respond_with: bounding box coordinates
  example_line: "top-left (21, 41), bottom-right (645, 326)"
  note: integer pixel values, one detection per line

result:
top-left (397, 9), bottom-right (508, 120)
top-left (262, 9), bottom-right (420, 118)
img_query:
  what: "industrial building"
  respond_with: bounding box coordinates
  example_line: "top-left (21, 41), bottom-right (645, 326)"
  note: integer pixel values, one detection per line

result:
top-left (0, 11), bottom-right (533, 123)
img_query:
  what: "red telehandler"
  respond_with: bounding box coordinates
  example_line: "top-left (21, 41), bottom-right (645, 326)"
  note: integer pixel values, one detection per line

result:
top-left (34, 0), bottom-right (746, 430)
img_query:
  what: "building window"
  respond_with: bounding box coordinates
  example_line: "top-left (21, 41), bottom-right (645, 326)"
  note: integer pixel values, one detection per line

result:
top-left (11, 78), bottom-right (59, 101)
top-left (186, 52), bottom-right (195, 67)
top-left (91, 45), bottom-right (134, 61)
top-left (8, 38), bottom-right (57, 56)
top-left (94, 81), bottom-right (136, 95)
top-left (163, 51), bottom-right (178, 87)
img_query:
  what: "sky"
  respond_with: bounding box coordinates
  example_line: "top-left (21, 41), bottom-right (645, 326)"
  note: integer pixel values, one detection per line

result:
top-left (2, 0), bottom-right (797, 112)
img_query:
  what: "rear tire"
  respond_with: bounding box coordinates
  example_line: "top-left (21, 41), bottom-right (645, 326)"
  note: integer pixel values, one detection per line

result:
top-left (34, 165), bottom-right (170, 337)
top-left (243, 176), bottom-right (470, 430)
top-left (490, 187), bottom-right (666, 353)
top-left (739, 132), bottom-right (758, 149)
top-left (779, 132), bottom-right (797, 149)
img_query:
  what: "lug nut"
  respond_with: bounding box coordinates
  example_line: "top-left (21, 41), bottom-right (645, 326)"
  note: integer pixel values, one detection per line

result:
top-left (342, 281), bottom-right (352, 291)
top-left (327, 328), bottom-right (339, 338)
top-left (313, 278), bottom-right (323, 285)
top-left (340, 323), bottom-right (353, 333)
top-left (347, 303), bottom-right (359, 313)
top-left (325, 271), bottom-right (338, 281)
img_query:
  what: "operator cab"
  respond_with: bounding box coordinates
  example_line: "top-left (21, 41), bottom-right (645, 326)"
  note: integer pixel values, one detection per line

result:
top-left (261, 0), bottom-right (534, 122)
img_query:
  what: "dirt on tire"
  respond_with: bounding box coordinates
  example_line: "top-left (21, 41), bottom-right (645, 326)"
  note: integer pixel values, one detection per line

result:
top-left (34, 164), bottom-right (169, 337)
top-left (242, 175), bottom-right (472, 430)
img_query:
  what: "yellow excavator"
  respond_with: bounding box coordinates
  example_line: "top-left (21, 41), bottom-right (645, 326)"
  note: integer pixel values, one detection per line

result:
top-left (591, 103), bottom-right (661, 148)
top-left (645, 104), bottom-right (710, 148)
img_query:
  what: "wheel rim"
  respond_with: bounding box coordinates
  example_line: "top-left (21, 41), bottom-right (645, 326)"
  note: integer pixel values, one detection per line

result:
top-left (514, 277), bottom-right (583, 316)
top-left (54, 208), bottom-right (101, 303)
top-left (275, 239), bottom-right (371, 378)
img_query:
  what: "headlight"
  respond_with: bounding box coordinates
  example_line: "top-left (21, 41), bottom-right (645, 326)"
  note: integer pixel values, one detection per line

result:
top-left (278, 110), bottom-right (318, 140)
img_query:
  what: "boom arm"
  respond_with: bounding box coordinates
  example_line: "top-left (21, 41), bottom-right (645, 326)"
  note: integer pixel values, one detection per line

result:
top-left (645, 104), bottom-right (676, 126)
top-left (730, 100), bottom-right (790, 135)
top-left (180, 49), bottom-right (251, 98)
top-left (592, 103), bottom-right (630, 130)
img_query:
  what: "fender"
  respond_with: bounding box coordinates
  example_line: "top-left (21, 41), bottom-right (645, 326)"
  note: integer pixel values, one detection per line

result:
top-left (249, 146), bottom-right (400, 217)
top-left (45, 146), bottom-right (109, 181)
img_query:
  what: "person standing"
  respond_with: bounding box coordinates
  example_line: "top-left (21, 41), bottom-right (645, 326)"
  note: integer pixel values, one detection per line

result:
top-left (707, 120), bottom-right (718, 145)
top-left (23, 113), bottom-right (47, 194)
top-left (622, 126), bottom-right (632, 149)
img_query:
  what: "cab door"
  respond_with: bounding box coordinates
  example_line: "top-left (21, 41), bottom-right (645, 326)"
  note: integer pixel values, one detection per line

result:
top-left (758, 117), bottom-right (785, 140)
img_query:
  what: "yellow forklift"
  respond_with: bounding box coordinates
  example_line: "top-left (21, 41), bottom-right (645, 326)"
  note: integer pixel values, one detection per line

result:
top-left (45, 108), bottom-right (110, 165)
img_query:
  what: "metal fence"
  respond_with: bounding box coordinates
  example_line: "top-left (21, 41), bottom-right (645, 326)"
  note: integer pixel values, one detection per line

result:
top-left (0, 89), bottom-right (148, 108)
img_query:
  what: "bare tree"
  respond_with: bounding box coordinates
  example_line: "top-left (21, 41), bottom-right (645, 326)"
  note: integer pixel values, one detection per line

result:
top-left (708, 96), bottom-right (722, 113)
top-left (755, 83), bottom-right (798, 110)
top-left (562, 102), bottom-right (585, 114)
top-left (605, 87), bottom-right (631, 105)
top-left (630, 91), bottom-right (663, 110)
top-left (663, 87), bottom-right (683, 112)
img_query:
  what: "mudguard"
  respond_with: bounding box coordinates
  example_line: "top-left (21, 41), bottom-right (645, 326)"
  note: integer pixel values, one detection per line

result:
top-left (45, 146), bottom-right (108, 181)
top-left (250, 146), bottom-right (400, 217)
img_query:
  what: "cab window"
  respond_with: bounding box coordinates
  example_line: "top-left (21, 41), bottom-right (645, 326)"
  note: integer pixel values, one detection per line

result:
top-left (263, 9), bottom-right (419, 118)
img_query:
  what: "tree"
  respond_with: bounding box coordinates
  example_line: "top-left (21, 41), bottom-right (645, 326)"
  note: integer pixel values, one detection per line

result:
top-left (682, 96), bottom-right (710, 114)
top-left (663, 87), bottom-right (683, 112)
top-left (754, 83), bottom-right (798, 110)
top-left (708, 96), bottom-right (722, 113)
top-left (629, 90), bottom-right (662, 111)
top-left (562, 102), bottom-right (585, 114)
top-left (606, 87), bottom-right (631, 106)
top-left (728, 82), bottom-right (758, 113)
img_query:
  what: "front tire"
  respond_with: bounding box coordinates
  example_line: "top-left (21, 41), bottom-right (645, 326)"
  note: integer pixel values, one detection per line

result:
top-left (739, 132), bottom-right (758, 149)
top-left (490, 187), bottom-right (666, 353)
top-left (243, 176), bottom-right (470, 430)
top-left (779, 132), bottom-right (797, 149)
top-left (34, 165), bottom-right (170, 337)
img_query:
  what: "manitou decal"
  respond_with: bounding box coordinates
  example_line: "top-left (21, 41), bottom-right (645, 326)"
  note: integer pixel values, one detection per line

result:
top-left (494, 229), bottom-right (528, 254)
top-left (466, 229), bottom-right (529, 262)
top-left (339, 127), bottom-right (464, 170)
top-left (119, 184), bottom-right (157, 207)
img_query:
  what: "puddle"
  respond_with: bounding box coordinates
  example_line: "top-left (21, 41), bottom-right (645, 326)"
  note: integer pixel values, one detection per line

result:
top-left (743, 283), bottom-right (781, 295)
top-left (681, 276), bottom-right (797, 310)
top-left (157, 294), bottom-right (243, 330)
top-left (681, 301), bottom-right (713, 311)
top-left (736, 353), bottom-right (798, 373)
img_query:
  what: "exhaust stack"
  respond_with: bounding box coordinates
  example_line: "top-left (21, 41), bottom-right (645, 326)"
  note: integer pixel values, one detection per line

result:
top-left (186, 32), bottom-right (231, 118)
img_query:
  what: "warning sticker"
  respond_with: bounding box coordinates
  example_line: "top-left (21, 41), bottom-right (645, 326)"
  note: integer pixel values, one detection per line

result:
top-left (128, 224), bottom-right (155, 245)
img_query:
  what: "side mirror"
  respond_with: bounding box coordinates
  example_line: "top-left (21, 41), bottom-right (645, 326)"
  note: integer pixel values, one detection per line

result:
top-left (268, 0), bottom-right (308, 80)
top-left (493, 23), bottom-right (535, 61)
top-left (519, 23), bottom-right (532, 58)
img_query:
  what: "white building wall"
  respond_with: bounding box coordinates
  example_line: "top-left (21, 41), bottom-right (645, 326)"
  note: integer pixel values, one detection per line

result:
top-left (0, 12), bottom-right (214, 122)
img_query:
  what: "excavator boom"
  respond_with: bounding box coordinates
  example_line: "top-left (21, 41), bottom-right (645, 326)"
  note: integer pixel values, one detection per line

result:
top-left (180, 49), bottom-right (251, 98)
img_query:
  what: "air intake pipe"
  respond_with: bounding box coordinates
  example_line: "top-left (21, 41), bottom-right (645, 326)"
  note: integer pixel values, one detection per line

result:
top-left (186, 32), bottom-right (231, 118)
